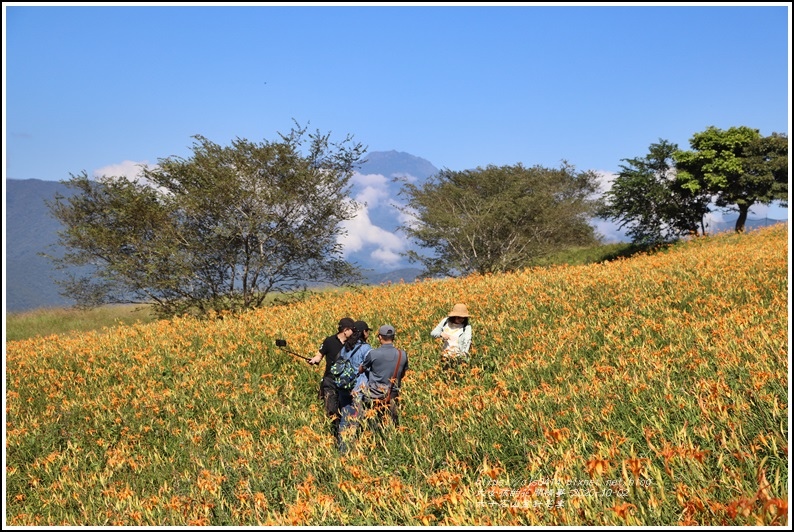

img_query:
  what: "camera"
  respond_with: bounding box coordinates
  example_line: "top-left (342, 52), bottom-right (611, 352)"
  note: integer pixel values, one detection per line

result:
top-left (274, 338), bottom-right (312, 362)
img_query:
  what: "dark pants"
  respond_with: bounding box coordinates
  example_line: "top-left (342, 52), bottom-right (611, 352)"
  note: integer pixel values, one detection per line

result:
top-left (319, 377), bottom-right (340, 438)
top-left (362, 396), bottom-right (400, 433)
top-left (337, 395), bottom-right (362, 454)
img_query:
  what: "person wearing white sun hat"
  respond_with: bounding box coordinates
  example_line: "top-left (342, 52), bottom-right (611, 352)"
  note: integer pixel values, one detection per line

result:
top-left (430, 303), bottom-right (473, 369)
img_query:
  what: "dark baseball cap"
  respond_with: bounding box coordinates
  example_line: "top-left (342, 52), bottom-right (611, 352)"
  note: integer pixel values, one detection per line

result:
top-left (378, 324), bottom-right (395, 336)
top-left (354, 320), bottom-right (371, 332)
top-left (338, 317), bottom-right (355, 330)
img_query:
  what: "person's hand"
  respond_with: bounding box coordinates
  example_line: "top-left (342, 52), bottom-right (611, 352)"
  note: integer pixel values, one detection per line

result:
top-left (441, 332), bottom-right (451, 340)
top-left (308, 354), bottom-right (322, 365)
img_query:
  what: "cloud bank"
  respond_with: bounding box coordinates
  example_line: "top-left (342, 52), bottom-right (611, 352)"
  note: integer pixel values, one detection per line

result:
top-left (93, 160), bottom-right (149, 181)
top-left (339, 172), bottom-right (408, 269)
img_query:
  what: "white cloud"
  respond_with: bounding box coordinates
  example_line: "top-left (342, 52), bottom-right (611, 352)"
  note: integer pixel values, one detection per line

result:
top-left (594, 170), bottom-right (618, 194)
top-left (93, 160), bottom-right (149, 182)
top-left (339, 215), bottom-right (367, 253)
top-left (371, 247), bottom-right (403, 265)
top-left (392, 200), bottom-right (419, 229)
top-left (93, 160), bottom-right (170, 194)
top-left (592, 218), bottom-right (628, 244)
top-left (749, 204), bottom-right (769, 218)
top-left (357, 185), bottom-right (388, 209)
top-left (748, 201), bottom-right (789, 220)
top-left (340, 170), bottom-right (413, 269)
top-left (339, 200), bottom-right (405, 269)
top-left (350, 172), bottom-right (390, 207)
top-left (576, 170), bottom-right (628, 243)
top-left (352, 172), bottom-right (389, 188)
top-left (703, 210), bottom-right (725, 225)
top-left (353, 171), bottom-right (418, 228)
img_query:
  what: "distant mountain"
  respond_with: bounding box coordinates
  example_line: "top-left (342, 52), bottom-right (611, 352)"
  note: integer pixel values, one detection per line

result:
top-left (358, 150), bottom-right (440, 180)
top-left (706, 216), bottom-right (787, 235)
top-left (361, 267), bottom-right (426, 285)
top-left (4, 151), bottom-right (439, 313)
top-left (5, 179), bottom-right (83, 312)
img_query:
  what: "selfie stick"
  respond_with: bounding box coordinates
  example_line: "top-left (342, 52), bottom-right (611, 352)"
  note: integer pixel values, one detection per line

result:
top-left (275, 339), bottom-right (312, 361)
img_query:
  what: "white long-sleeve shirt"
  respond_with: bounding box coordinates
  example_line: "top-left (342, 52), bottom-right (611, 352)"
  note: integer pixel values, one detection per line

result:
top-left (431, 318), bottom-right (472, 355)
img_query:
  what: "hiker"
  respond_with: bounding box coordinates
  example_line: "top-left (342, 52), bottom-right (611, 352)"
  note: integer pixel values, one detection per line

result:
top-left (308, 317), bottom-right (356, 441)
top-left (430, 303), bottom-right (472, 370)
top-left (336, 320), bottom-right (372, 453)
top-left (360, 324), bottom-right (409, 433)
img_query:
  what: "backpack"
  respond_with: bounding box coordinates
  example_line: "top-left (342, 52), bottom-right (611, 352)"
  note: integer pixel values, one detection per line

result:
top-left (330, 344), bottom-right (362, 390)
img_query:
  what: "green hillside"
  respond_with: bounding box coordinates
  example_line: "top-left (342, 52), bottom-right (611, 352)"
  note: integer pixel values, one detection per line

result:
top-left (5, 223), bottom-right (789, 526)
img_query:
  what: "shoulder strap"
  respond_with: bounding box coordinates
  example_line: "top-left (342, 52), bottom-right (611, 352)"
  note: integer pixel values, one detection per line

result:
top-left (385, 349), bottom-right (403, 403)
top-left (340, 343), bottom-right (362, 362)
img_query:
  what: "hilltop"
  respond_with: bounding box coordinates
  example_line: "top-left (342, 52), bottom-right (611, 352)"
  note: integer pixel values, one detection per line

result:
top-left (5, 224), bottom-right (789, 526)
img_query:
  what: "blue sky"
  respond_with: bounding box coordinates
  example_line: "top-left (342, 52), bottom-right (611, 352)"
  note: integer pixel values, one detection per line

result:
top-left (3, 2), bottom-right (791, 258)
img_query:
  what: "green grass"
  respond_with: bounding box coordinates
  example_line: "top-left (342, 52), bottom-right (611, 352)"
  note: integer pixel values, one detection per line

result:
top-left (4, 304), bottom-right (159, 342)
top-left (4, 286), bottom-right (357, 343)
top-left (4, 225), bottom-right (788, 526)
top-left (4, 244), bottom-right (647, 343)
top-left (530, 241), bottom-right (658, 267)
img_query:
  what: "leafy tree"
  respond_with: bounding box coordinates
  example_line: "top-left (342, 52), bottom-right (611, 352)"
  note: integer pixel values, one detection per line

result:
top-left (398, 162), bottom-right (602, 276)
top-left (597, 139), bottom-right (711, 245)
top-left (46, 124), bottom-right (366, 318)
top-left (674, 126), bottom-right (788, 233)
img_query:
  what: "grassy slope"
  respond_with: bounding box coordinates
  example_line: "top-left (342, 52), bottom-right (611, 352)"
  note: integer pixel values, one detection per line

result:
top-left (4, 240), bottom-right (641, 342)
top-left (4, 304), bottom-right (159, 343)
top-left (4, 224), bottom-right (789, 526)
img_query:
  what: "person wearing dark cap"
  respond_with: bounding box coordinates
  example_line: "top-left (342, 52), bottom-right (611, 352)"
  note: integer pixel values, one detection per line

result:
top-left (308, 317), bottom-right (356, 441)
top-left (360, 324), bottom-right (409, 433)
top-left (350, 320), bottom-right (372, 396)
top-left (337, 320), bottom-right (373, 453)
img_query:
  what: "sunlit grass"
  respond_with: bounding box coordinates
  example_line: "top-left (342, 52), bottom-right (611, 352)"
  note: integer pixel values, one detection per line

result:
top-left (4, 304), bottom-right (159, 342)
top-left (5, 223), bottom-right (788, 526)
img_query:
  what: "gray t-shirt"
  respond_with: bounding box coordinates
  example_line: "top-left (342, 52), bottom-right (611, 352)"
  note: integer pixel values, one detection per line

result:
top-left (362, 344), bottom-right (409, 399)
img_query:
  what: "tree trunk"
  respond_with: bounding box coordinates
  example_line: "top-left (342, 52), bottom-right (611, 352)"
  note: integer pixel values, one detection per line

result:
top-left (734, 204), bottom-right (749, 233)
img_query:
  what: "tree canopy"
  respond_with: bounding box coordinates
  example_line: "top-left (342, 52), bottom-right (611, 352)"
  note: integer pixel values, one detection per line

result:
top-left (674, 126), bottom-right (788, 233)
top-left (398, 162), bottom-right (602, 277)
top-left (597, 139), bottom-right (711, 245)
top-left (47, 124), bottom-right (366, 318)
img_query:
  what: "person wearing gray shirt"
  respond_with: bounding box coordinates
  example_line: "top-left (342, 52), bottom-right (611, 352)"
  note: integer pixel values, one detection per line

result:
top-left (360, 324), bottom-right (409, 429)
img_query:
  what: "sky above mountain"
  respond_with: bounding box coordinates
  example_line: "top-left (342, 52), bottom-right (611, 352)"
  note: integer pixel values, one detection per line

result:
top-left (4, 4), bottom-right (789, 186)
top-left (4, 3), bottom-right (789, 272)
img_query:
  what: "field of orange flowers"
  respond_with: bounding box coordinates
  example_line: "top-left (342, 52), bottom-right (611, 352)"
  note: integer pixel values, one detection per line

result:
top-left (5, 223), bottom-right (789, 526)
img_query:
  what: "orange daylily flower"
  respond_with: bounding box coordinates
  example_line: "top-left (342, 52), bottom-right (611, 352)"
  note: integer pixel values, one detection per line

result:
top-left (611, 502), bottom-right (636, 518)
top-left (545, 427), bottom-right (570, 443)
top-left (763, 498), bottom-right (787, 525)
top-left (585, 457), bottom-right (609, 478)
top-left (624, 457), bottom-right (646, 477)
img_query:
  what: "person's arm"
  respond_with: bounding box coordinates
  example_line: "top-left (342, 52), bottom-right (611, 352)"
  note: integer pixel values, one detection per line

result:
top-left (361, 351), bottom-right (373, 373)
top-left (308, 339), bottom-right (327, 365)
top-left (430, 318), bottom-right (446, 338)
top-left (459, 325), bottom-right (472, 353)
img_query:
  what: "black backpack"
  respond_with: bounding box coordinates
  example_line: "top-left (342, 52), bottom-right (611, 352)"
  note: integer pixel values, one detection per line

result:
top-left (330, 344), bottom-right (362, 390)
